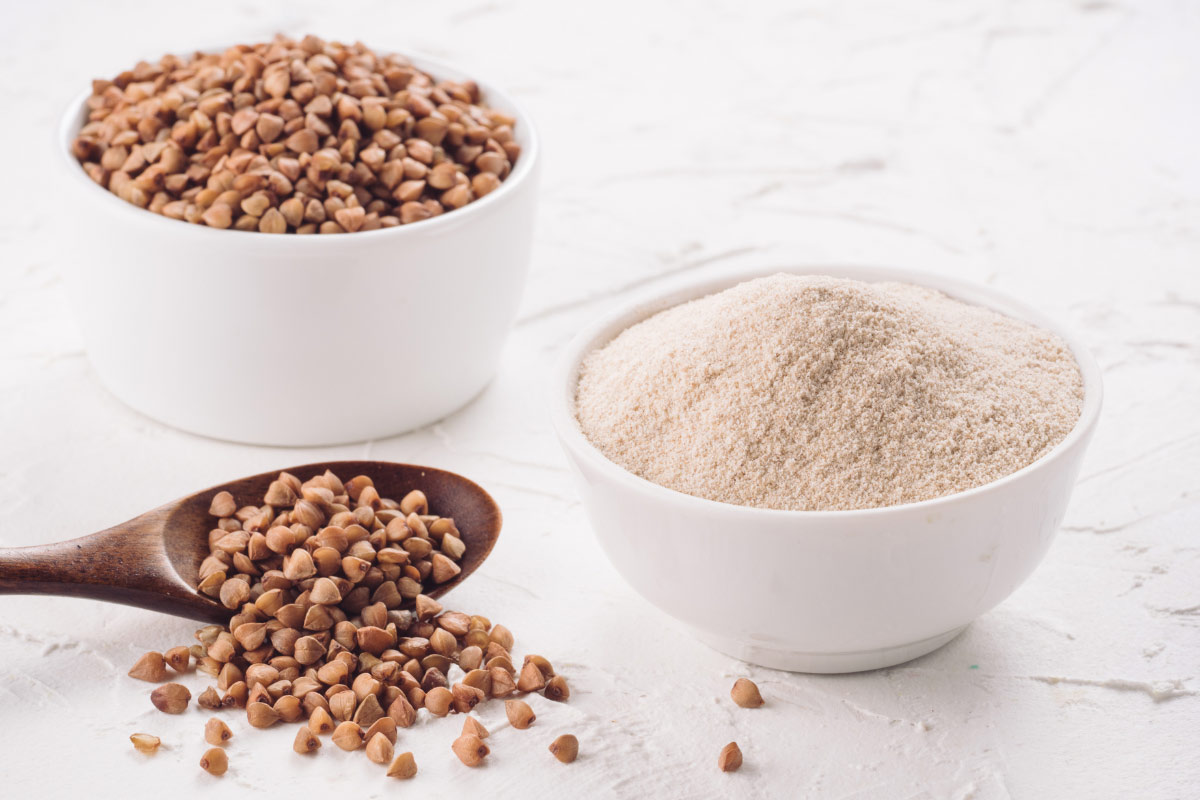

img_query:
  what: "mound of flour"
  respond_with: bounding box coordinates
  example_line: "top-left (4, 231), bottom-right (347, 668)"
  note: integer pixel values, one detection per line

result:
top-left (574, 274), bottom-right (1084, 511)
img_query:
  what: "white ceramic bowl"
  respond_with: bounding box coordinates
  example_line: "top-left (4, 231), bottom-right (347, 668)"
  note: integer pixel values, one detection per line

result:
top-left (56, 53), bottom-right (539, 446)
top-left (551, 266), bottom-right (1102, 673)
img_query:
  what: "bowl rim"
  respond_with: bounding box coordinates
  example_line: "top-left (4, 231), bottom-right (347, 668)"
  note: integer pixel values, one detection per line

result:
top-left (550, 264), bottom-right (1104, 519)
top-left (57, 48), bottom-right (539, 244)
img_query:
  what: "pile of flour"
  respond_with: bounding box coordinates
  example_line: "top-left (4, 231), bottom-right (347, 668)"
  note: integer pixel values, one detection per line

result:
top-left (574, 274), bottom-right (1084, 511)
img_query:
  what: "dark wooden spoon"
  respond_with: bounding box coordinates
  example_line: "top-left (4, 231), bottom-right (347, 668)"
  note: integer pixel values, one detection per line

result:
top-left (0, 461), bottom-right (501, 623)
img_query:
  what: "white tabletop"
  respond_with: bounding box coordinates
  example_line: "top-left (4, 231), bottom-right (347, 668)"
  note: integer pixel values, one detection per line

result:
top-left (2, 2), bottom-right (1198, 798)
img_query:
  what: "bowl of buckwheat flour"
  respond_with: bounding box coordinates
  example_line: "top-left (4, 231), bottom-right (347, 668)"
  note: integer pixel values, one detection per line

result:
top-left (550, 266), bottom-right (1102, 673)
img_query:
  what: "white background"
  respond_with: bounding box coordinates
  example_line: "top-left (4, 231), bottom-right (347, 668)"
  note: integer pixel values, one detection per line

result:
top-left (1, 1), bottom-right (1198, 798)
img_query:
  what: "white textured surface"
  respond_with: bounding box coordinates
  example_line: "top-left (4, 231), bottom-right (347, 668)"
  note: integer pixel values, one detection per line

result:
top-left (2, 1), bottom-right (1198, 798)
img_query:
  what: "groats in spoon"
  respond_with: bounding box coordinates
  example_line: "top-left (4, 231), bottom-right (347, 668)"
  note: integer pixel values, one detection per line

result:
top-left (0, 461), bottom-right (501, 623)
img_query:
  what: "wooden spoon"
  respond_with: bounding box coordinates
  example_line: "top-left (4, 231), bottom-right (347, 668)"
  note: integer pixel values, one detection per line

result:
top-left (0, 461), bottom-right (501, 623)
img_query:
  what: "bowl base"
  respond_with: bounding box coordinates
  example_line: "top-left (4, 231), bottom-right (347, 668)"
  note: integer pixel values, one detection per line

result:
top-left (692, 625), bottom-right (969, 674)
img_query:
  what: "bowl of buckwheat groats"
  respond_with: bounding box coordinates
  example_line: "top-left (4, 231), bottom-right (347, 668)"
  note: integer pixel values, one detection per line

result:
top-left (58, 34), bottom-right (539, 446)
top-left (552, 265), bottom-right (1102, 673)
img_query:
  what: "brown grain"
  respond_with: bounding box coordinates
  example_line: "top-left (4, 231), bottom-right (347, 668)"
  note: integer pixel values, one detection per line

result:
top-left (549, 733), bottom-right (579, 763)
top-left (730, 678), bottom-right (764, 708)
top-left (505, 699), bottom-right (535, 729)
top-left (387, 751), bottom-right (418, 779)
top-left (130, 733), bottom-right (161, 754)
top-left (205, 718), bottom-right (233, 746)
top-left (129, 652), bottom-right (167, 682)
top-left (452, 733), bottom-right (489, 767)
top-left (365, 732), bottom-right (393, 765)
top-left (718, 742), bottom-right (743, 773)
top-left (73, 35), bottom-right (520, 234)
top-left (200, 747), bottom-right (228, 776)
top-left (332, 721), bottom-right (364, 751)
top-left (151, 683), bottom-right (191, 713)
top-left (293, 725), bottom-right (321, 754)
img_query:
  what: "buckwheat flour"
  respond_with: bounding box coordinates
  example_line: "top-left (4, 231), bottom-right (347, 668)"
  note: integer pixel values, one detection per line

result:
top-left (574, 274), bottom-right (1084, 511)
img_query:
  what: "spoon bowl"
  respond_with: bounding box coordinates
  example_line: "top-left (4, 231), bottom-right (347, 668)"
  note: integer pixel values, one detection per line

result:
top-left (0, 461), bottom-right (501, 622)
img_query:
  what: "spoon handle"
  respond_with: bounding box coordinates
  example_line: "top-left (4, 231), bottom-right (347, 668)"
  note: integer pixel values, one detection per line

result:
top-left (0, 525), bottom-right (157, 598)
top-left (0, 523), bottom-right (224, 621)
